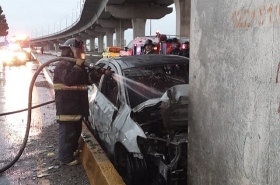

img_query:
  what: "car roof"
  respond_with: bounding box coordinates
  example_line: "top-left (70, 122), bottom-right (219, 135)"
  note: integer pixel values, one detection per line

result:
top-left (112, 54), bottom-right (189, 70)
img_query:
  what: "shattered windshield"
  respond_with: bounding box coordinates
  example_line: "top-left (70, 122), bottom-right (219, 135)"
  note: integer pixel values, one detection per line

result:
top-left (123, 63), bottom-right (188, 108)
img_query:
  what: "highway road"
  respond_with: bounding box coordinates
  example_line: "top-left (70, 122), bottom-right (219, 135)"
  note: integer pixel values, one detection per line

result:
top-left (0, 57), bottom-right (89, 185)
top-left (0, 60), bottom-right (56, 183)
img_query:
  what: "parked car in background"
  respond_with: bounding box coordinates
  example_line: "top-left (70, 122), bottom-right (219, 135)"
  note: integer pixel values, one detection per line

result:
top-left (102, 46), bottom-right (121, 58)
top-left (88, 55), bottom-right (189, 185)
top-left (0, 44), bottom-right (27, 66)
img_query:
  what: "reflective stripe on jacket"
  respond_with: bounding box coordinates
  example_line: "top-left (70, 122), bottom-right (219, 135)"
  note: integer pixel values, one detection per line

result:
top-left (56, 115), bottom-right (82, 121)
top-left (54, 83), bottom-right (88, 91)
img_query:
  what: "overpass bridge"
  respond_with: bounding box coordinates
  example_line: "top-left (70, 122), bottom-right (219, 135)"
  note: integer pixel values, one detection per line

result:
top-left (30, 0), bottom-right (190, 52)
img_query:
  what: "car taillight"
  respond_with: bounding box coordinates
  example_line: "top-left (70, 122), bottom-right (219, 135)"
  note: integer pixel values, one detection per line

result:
top-left (154, 46), bottom-right (157, 50)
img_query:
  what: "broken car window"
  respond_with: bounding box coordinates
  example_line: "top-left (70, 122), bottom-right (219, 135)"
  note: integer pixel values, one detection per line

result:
top-left (123, 63), bottom-right (188, 108)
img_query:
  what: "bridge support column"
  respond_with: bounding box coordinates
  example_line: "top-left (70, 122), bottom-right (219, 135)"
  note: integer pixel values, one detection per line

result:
top-left (97, 34), bottom-right (104, 53)
top-left (132, 18), bottom-right (146, 37)
top-left (115, 28), bottom-right (124, 47)
top-left (106, 30), bottom-right (114, 47)
top-left (55, 43), bottom-right (60, 51)
top-left (49, 44), bottom-right (55, 50)
top-left (174, 0), bottom-right (191, 37)
top-left (90, 37), bottom-right (96, 51)
top-left (106, 5), bottom-right (172, 38)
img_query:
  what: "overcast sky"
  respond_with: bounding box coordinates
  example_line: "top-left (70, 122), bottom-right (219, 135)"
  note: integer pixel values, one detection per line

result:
top-left (0, 0), bottom-right (176, 44)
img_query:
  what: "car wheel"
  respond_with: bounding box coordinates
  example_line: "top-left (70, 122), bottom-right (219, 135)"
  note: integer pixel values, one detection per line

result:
top-left (114, 144), bottom-right (149, 185)
top-left (124, 152), bottom-right (149, 185)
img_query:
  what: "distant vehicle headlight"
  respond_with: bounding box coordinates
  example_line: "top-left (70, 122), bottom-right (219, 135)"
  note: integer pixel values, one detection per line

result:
top-left (3, 52), bottom-right (12, 62)
top-left (25, 48), bottom-right (31, 52)
top-left (17, 52), bottom-right (26, 61)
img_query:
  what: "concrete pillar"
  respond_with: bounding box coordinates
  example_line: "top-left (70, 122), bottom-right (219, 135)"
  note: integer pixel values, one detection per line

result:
top-left (54, 43), bottom-right (60, 51)
top-left (49, 43), bottom-right (55, 50)
top-left (97, 34), bottom-right (104, 53)
top-left (189, 0), bottom-right (280, 184)
top-left (174, 0), bottom-right (191, 37)
top-left (90, 37), bottom-right (95, 51)
top-left (106, 30), bottom-right (114, 47)
top-left (115, 28), bottom-right (124, 47)
top-left (132, 18), bottom-right (146, 37)
top-left (105, 5), bottom-right (172, 39)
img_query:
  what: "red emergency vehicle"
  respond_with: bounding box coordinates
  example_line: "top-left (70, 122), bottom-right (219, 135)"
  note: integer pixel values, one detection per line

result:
top-left (119, 33), bottom-right (189, 56)
top-left (119, 36), bottom-right (160, 56)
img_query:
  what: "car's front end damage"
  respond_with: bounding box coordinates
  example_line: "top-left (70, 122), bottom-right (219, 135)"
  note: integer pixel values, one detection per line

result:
top-left (131, 84), bottom-right (188, 184)
top-left (89, 57), bottom-right (189, 184)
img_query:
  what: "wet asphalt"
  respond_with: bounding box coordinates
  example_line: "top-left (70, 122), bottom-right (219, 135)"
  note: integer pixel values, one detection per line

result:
top-left (0, 53), bottom-right (102, 185)
top-left (0, 59), bottom-right (56, 184)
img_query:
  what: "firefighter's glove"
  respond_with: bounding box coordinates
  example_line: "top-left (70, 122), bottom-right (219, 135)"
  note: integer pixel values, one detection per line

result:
top-left (89, 69), bottom-right (102, 83)
top-left (96, 67), bottom-right (105, 75)
top-left (76, 58), bottom-right (84, 66)
top-left (104, 69), bottom-right (114, 77)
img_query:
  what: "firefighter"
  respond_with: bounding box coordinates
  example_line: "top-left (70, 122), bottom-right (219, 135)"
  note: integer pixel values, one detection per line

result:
top-left (179, 41), bottom-right (190, 58)
top-left (170, 43), bottom-right (181, 55)
top-left (53, 38), bottom-right (111, 165)
top-left (142, 39), bottom-right (156, 54)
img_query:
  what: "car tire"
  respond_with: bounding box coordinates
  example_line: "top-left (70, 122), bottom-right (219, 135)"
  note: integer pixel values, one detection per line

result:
top-left (124, 152), bottom-right (149, 185)
top-left (114, 144), bottom-right (149, 185)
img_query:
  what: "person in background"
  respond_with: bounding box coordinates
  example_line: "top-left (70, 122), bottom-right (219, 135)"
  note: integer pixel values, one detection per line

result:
top-left (179, 41), bottom-right (190, 58)
top-left (41, 47), bottom-right (44, 54)
top-left (142, 39), bottom-right (156, 54)
top-left (170, 43), bottom-right (181, 55)
top-left (53, 38), bottom-right (112, 166)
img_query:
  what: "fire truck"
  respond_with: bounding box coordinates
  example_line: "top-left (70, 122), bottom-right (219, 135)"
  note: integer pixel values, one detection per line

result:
top-left (119, 33), bottom-right (189, 56)
top-left (10, 35), bottom-right (34, 61)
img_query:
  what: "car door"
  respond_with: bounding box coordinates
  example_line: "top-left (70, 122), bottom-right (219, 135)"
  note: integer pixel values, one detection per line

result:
top-left (91, 64), bottom-right (119, 150)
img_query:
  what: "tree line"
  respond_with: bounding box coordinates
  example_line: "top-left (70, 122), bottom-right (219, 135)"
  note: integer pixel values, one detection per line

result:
top-left (0, 5), bottom-right (9, 39)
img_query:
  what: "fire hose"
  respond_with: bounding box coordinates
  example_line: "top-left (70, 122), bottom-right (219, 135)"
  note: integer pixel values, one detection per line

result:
top-left (0, 57), bottom-right (98, 173)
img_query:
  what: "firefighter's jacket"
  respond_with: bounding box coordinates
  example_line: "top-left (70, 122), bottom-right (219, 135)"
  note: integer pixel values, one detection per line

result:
top-left (53, 60), bottom-right (90, 122)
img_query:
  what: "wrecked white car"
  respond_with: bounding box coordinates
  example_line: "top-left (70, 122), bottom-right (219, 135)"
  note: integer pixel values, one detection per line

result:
top-left (88, 54), bottom-right (188, 185)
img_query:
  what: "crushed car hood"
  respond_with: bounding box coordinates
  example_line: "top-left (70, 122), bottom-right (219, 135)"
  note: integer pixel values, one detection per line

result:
top-left (132, 84), bottom-right (188, 113)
